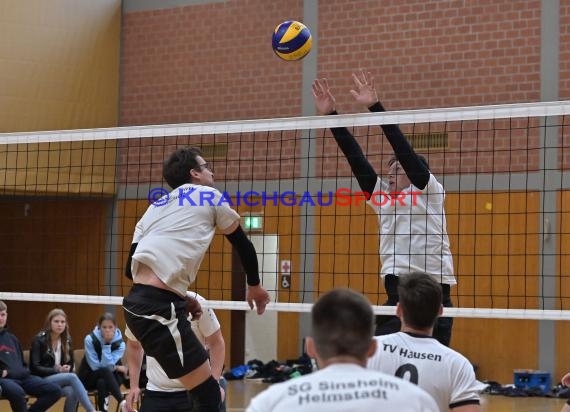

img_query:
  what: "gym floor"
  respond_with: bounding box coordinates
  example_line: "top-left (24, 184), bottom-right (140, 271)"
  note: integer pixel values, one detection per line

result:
top-left (0, 380), bottom-right (566, 411)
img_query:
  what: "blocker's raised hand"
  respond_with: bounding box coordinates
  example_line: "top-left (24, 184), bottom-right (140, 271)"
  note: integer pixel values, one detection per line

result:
top-left (312, 78), bottom-right (336, 115)
top-left (350, 69), bottom-right (379, 108)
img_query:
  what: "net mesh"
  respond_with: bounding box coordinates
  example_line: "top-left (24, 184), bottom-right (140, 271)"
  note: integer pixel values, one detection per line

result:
top-left (2, 100), bottom-right (570, 320)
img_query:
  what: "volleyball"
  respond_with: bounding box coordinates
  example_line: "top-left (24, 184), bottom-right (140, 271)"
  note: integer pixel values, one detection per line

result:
top-left (272, 20), bottom-right (312, 61)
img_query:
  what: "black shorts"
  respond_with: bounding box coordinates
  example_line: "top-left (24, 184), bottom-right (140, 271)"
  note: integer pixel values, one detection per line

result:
top-left (140, 390), bottom-right (192, 412)
top-left (123, 284), bottom-right (208, 379)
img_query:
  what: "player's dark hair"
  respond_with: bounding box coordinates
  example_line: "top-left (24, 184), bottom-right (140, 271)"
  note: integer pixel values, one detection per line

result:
top-left (311, 288), bottom-right (374, 361)
top-left (163, 147), bottom-right (203, 189)
top-left (398, 273), bottom-right (442, 329)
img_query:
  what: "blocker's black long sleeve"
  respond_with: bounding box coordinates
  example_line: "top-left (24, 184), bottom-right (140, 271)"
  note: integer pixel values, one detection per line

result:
top-left (369, 102), bottom-right (430, 190)
top-left (329, 113), bottom-right (378, 196)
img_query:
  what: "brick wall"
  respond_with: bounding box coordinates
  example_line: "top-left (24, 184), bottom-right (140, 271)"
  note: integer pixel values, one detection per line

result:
top-left (118, 132), bottom-right (299, 184)
top-left (121, 0), bottom-right (544, 181)
top-left (317, 0), bottom-right (541, 177)
top-left (561, 0), bottom-right (570, 100)
top-left (318, 0), bottom-right (540, 112)
top-left (121, 0), bottom-right (304, 125)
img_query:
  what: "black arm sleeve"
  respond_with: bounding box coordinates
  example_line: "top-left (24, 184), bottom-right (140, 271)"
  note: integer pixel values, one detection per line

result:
top-left (329, 112), bottom-right (378, 196)
top-left (225, 225), bottom-right (260, 286)
top-left (369, 102), bottom-right (430, 190)
top-left (125, 243), bottom-right (138, 280)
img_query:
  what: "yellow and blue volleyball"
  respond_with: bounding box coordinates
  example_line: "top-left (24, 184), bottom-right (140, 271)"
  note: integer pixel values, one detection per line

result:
top-left (272, 20), bottom-right (312, 61)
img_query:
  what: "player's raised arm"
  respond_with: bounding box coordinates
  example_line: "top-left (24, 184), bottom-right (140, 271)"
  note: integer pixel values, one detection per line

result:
top-left (312, 78), bottom-right (378, 196)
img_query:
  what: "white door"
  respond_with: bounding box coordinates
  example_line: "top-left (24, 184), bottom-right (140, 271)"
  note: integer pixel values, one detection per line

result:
top-left (245, 234), bottom-right (278, 363)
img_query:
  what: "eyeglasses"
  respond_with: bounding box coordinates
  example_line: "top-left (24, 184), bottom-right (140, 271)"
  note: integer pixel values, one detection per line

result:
top-left (196, 162), bottom-right (212, 172)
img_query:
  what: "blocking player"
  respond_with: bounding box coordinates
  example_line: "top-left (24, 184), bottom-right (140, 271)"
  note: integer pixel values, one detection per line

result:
top-left (312, 72), bottom-right (456, 345)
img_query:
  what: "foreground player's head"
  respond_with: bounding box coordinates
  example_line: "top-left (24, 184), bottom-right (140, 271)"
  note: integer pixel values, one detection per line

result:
top-left (307, 288), bottom-right (376, 367)
top-left (397, 273), bottom-right (443, 331)
top-left (163, 146), bottom-right (214, 189)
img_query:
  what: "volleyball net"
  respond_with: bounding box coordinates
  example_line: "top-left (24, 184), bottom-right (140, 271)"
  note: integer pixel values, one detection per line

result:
top-left (2, 100), bottom-right (570, 320)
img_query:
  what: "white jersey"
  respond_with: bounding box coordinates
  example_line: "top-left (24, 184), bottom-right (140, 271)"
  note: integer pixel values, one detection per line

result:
top-left (367, 332), bottom-right (482, 411)
top-left (367, 174), bottom-right (456, 285)
top-left (125, 292), bottom-right (221, 392)
top-left (246, 363), bottom-right (438, 412)
top-left (131, 183), bottom-right (239, 295)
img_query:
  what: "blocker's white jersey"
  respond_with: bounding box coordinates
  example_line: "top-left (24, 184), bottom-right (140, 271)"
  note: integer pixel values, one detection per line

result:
top-left (131, 183), bottom-right (239, 296)
top-left (367, 175), bottom-right (456, 285)
top-left (125, 292), bottom-right (221, 392)
top-left (368, 332), bottom-right (482, 411)
top-left (246, 363), bottom-right (438, 412)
